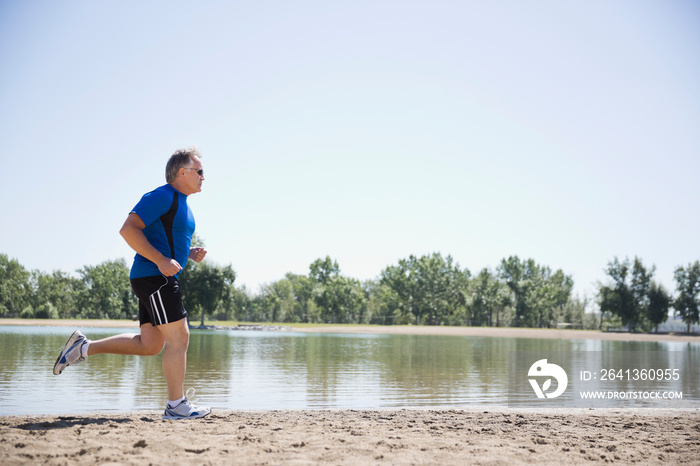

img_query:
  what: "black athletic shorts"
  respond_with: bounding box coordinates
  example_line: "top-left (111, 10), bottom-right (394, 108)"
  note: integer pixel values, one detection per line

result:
top-left (130, 275), bottom-right (188, 326)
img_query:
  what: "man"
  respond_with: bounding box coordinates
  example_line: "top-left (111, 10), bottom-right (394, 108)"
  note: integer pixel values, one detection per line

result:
top-left (53, 146), bottom-right (211, 420)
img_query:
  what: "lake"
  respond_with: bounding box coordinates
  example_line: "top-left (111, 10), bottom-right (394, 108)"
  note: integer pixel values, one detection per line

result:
top-left (1, 326), bottom-right (698, 415)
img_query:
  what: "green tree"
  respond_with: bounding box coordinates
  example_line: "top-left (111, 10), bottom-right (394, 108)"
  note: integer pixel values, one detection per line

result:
top-left (380, 253), bottom-right (468, 326)
top-left (285, 273), bottom-right (318, 323)
top-left (673, 261), bottom-right (700, 334)
top-left (534, 269), bottom-right (574, 328)
top-left (469, 268), bottom-right (511, 327)
top-left (326, 275), bottom-right (367, 324)
top-left (309, 256), bottom-right (340, 284)
top-left (0, 253), bottom-right (32, 316)
top-left (34, 302), bottom-right (59, 319)
top-left (77, 259), bottom-right (136, 319)
top-left (309, 256), bottom-right (341, 323)
top-left (379, 257), bottom-right (416, 324)
top-left (416, 253), bottom-right (469, 326)
top-left (365, 280), bottom-right (397, 325)
top-left (177, 233), bottom-right (238, 324)
top-left (598, 257), bottom-right (634, 330)
top-left (221, 285), bottom-right (253, 321)
top-left (497, 256), bottom-right (528, 327)
top-left (497, 256), bottom-right (573, 328)
top-left (180, 261), bottom-right (236, 326)
top-left (598, 257), bottom-right (657, 332)
top-left (630, 257), bottom-right (655, 330)
top-left (556, 295), bottom-right (588, 329)
top-left (31, 270), bottom-right (84, 319)
top-left (259, 278), bottom-right (297, 322)
top-left (646, 281), bottom-right (670, 333)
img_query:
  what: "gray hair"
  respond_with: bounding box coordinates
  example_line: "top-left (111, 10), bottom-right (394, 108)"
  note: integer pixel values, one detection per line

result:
top-left (165, 146), bottom-right (202, 183)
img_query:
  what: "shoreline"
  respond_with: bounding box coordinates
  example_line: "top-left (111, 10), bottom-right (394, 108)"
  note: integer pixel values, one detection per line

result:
top-left (293, 324), bottom-right (700, 343)
top-left (2, 318), bottom-right (699, 343)
top-left (2, 408), bottom-right (699, 465)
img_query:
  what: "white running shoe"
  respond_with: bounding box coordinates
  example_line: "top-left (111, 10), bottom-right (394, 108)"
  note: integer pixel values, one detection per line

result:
top-left (163, 389), bottom-right (211, 420)
top-left (53, 330), bottom-right (87, 375)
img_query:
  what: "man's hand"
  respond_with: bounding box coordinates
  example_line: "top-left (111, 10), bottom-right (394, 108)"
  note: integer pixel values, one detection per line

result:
top-left (121, 213), bottom-right (184, 276)
top-left (189, 247), bottom-right (207, 263)
top-left (157, 258), bottom-right (183, 276)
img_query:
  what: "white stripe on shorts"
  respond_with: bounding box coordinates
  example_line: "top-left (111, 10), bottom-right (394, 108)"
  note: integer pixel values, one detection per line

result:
top-left (149, 289), bottom-right (169, 325)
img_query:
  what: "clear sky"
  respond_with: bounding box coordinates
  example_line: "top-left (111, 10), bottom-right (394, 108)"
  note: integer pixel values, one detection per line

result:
top-left (1, 1), bottom-right (699, 304)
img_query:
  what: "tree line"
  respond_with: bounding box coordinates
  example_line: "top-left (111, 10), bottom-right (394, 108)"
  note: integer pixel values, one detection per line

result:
top-left (1, 251), bottom-right (698, 333)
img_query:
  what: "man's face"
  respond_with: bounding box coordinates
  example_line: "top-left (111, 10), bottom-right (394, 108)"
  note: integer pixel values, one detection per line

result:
top-left (181, 156), bottom-right (205, 194)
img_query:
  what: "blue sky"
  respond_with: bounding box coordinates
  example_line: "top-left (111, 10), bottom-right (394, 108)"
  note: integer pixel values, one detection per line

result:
top-left (1, 1), bottom-right (699, 303)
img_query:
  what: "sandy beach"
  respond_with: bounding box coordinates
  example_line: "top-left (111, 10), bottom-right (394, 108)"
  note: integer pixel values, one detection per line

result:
top-left (2, 319), bottom-right (699, 464)
top-left (2, 408), bottom-right (699, 465)
top-left (293, 324), bottom-right (700, 343)
top-left (2, 318), bottom-right (699, 343)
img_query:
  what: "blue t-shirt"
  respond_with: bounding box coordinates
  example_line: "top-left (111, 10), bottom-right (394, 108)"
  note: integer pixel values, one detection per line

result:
top-left (129, 184), bottom-right (195, 279)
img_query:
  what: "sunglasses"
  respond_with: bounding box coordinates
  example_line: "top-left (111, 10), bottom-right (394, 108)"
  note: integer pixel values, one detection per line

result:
top-left (184, 167), bottom-right (204, 176)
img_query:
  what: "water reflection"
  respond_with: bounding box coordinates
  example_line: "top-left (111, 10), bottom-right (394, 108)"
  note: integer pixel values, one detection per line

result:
top-left (0, 326), bottom-right (697, 416)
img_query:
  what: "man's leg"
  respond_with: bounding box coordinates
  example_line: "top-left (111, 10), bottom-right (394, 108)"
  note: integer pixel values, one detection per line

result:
top-left (54, 324), bottom-right (166, 375)
top-left (160, 317), bottom-right (210, 420)
top-left (156, 318), bottom-right (190, 402)
top-left (88, 320), bottom-right (188, 401)
top-left (87, 323), bottom-right (165, 357)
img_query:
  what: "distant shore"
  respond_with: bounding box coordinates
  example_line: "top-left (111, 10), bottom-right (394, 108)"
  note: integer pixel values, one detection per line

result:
top-left (1, 318), bottom-right (698, 343)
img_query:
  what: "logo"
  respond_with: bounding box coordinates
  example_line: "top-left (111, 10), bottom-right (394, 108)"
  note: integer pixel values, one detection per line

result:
top-left (528, 359), bottom-right (568, 399)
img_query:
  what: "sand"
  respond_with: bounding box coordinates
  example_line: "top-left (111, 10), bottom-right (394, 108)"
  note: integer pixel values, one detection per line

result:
top-left (2, 319), bottom-right (699, 464)
top-left (2, 318), bottom-right (699, 343)
top-left (2, 408), bottom-right (699, 465)
top-left (293, 324), bottom-right (700, 343)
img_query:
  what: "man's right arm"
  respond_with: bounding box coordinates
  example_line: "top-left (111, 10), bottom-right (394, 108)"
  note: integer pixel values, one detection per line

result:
top-left (119, 213), bottom-right (183, 276)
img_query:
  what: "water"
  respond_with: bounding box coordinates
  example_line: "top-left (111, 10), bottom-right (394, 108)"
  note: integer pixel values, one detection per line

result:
top-left (0, 326), bottom-right (697, 416)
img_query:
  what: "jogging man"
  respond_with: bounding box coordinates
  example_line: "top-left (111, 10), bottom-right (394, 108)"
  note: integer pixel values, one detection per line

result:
top-left (53, 146), bottom-right (211, 420)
